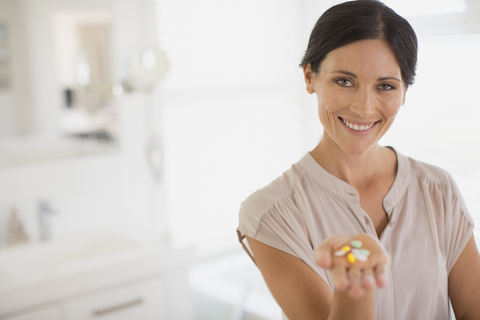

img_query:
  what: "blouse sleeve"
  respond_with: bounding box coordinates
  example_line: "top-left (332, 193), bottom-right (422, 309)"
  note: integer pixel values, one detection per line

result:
top-left (423, 171), bottom-right (475, 274)
top-left (237, 194), bottom-right (333, 291)
top-left (443, 175), bottom-right (475, 273)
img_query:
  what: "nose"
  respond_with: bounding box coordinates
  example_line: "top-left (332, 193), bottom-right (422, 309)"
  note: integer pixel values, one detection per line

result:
top-left (350, 88), bottom-right (376, 118)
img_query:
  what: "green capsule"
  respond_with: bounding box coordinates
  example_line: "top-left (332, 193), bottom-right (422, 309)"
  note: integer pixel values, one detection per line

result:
top-left (351, 240), bottom-right (362, 248)
top-left (360, 248), bottom-right (371, 256)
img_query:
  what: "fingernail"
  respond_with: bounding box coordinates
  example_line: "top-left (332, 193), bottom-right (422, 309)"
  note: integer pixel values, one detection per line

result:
top-left (349, 287), bottom-right (364, 300)
top-left (378, 273), bottom-right (388, 286)
top-left (363, 276), bottom-right (375, 289)
top-left (319, 252), bottom-right (331, 267)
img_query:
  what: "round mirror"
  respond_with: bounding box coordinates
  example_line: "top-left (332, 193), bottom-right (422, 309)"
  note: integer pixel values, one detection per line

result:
top-left (129, 39), bottom-right (168, 87)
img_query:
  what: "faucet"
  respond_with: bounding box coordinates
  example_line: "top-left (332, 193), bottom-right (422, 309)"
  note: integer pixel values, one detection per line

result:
top-left (38, 200), bottom-right (56, 242)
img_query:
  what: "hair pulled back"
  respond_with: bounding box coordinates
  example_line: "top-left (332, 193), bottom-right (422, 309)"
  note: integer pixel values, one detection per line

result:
top-left (300, 0), bottom-right (418, 86)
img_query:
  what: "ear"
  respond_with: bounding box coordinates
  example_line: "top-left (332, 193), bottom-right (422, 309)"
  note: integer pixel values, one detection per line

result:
top-left (401, 86), bottom-right (408, 106)
top-left (303, 64), bottom-right (316, 94)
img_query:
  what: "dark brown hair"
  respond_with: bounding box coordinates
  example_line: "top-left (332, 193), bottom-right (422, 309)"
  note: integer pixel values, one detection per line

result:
top-left (300, 0), bottom-right (418, 86)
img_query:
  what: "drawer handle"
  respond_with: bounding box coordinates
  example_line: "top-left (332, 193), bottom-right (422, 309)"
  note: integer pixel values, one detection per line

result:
top-left (93, 298), bottom-right (143, 316)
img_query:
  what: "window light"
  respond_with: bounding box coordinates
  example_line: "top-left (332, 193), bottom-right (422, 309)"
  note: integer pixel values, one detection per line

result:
top-left (383, 0), bottom-right (466, 16)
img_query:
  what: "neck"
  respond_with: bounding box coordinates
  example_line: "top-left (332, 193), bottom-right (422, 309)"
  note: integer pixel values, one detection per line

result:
top-left (310, 133), bottom-right (394, 189)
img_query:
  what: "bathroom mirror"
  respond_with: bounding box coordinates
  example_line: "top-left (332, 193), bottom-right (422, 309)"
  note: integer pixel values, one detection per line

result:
top-left (0, 0), bottom-right (118, 167)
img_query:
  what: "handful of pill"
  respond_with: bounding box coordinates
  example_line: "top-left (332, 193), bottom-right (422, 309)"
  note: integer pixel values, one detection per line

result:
top-left (334, 240), bottom-right (371, 263)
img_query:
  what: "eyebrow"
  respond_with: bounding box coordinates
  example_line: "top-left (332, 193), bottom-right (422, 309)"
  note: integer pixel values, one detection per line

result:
top-left (332, 70), bottom-right (401, 82)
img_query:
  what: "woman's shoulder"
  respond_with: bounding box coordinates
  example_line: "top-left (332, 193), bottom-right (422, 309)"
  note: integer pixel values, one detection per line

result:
top-left (240, 163), bottom-right (305, 215)
top-left (400, 152), bottom-right (455, 186)
top-left (238, 156), bottom-right (310, 234)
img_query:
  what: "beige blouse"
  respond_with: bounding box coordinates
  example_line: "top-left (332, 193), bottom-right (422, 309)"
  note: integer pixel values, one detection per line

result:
top-left (237, 149), bottom-right (474, 320)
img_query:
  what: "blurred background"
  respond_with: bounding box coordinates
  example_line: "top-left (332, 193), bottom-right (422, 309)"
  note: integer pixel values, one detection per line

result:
top-left (0, 0), bottom-right (478, 319)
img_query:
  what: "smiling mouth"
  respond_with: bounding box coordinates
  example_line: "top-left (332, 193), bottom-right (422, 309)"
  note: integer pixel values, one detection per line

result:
top-left (339, 117), bottom-right (380, 132)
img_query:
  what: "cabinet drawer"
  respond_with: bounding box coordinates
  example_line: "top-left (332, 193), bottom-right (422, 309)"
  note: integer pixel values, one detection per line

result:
top-left (63, 277), bottom-right (165, 320)
top-left (4, 306), bottom-right (59, 320)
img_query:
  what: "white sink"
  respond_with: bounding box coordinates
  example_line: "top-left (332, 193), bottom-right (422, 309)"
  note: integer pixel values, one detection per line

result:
top-left (0, 234), bottom-right (142, 280)
top-left (0, 235), bottom-right (195, 317)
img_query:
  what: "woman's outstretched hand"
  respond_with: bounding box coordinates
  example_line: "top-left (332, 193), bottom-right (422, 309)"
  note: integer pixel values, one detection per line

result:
top-left (314, 234), bottom-right (390, 300)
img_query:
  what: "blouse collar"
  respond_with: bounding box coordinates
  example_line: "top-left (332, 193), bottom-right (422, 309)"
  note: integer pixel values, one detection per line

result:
top-left (297, 147), bottom-right (411, 207)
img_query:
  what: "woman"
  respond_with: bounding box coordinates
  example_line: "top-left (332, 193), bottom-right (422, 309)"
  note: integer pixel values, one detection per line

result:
top-left (236, 1), bottom-right (480, 319)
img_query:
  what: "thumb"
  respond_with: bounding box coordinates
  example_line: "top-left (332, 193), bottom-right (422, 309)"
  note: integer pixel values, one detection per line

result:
top-left (314, 247), bottom-right (333, 268)
top-left (314, 235), bottom-right (351, 269)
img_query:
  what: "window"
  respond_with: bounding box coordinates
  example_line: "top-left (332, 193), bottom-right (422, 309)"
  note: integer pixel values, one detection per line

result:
top-left (385, 0), bottom-right (466, 16)
top-left (155, 0), bottom-right (310, 254)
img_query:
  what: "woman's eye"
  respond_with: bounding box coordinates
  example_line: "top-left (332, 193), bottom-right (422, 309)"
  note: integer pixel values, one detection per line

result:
top-left (378, 84), bottom-right (394, 90)
top-left (336, 79), bottom-right (353, 87)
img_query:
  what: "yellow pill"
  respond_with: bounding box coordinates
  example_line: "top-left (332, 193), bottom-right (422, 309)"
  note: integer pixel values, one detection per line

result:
top-left (347, 252), bottom-right (356, 264)
top-left (341, 246), bottom-right (351, 252)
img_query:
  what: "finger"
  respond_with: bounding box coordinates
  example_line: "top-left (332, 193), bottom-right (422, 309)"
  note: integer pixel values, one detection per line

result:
top-left (367, 254), bottom-right (390, 287)
top-left (330, 262), bottom-right (350, 291)
top-left (348, 265), bottom-right (362, 287)
top-left (315, 249), bottom-right (333, 269)
top-left (374, 263), bottom-right (389, 287)
top-left (347, 266), bottom-right (365, 299)
top-left (361, 267), bottom-right (375, 290)
top-left (348, 285), bottom-right (366, 300)
top-left (314, 235), bottom-right (351, 269)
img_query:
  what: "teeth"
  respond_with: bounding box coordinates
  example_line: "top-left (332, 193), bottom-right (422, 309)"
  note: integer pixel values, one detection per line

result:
top-left (342, 119), bottom-right (374, 131)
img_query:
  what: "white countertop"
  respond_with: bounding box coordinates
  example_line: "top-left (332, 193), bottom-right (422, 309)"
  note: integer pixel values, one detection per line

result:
top-left (0, 234), bottom-right (195, 315)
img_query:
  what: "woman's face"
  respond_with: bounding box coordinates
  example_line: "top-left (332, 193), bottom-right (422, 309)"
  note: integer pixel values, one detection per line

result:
top-left (304, 39), bottom-right (407, 155)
